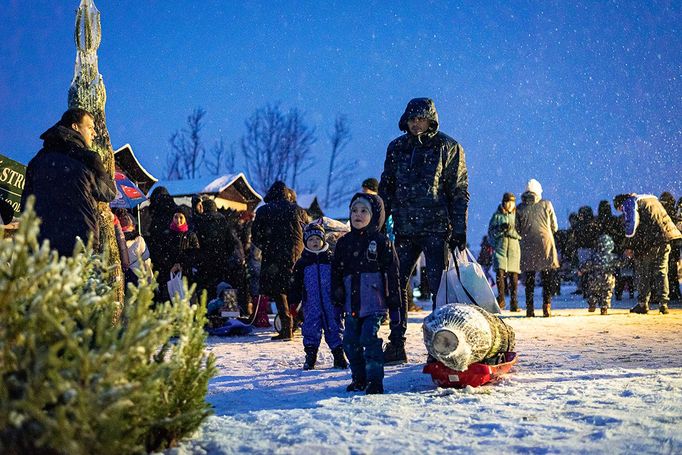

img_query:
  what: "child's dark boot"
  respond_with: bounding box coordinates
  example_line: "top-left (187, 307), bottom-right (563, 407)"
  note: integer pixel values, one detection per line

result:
top-left (365, 381), bottom-right (384, 395)
top-left (346, 377), bottom-right (366, 392)
top-left (303, 346), bottom-right (318, 370)
top-left (332, 346), bottom-right (348, 369)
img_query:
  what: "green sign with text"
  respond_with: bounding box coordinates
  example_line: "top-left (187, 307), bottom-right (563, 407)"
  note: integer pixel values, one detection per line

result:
top-left (0, 153), bottom-right (27, 219)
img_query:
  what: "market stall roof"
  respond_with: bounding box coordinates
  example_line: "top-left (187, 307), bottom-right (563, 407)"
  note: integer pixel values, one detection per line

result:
top-left (297, 193), bottom-right (324, 219)
top-left (154, 173), bottom-right (262, 212)
top-left (113, 144), bottom-right (158, 195)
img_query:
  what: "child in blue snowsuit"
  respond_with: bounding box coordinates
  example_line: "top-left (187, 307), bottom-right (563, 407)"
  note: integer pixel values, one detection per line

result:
top-left (332, 193), bottom-right (401, 395)
top-left (289, 223), bottom-right (347, 370)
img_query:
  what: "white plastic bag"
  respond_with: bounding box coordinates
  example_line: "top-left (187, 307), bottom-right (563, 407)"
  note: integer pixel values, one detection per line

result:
top-left (435, 248), bottom-right (501, 314)
top-left (167, 271), bottom-right (185, 300)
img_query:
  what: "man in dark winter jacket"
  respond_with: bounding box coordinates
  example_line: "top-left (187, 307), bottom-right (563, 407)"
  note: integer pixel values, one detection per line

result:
top-left (195, 199), bottom-right (248, 314)
top-left (21, 108), bottom-right (116, 256)
top-left (614, 193), bottom-right (682, 314)
top-left (379, 98), bottom-right (469, 364)
top-left (252, 181), bottom-right (307, 340)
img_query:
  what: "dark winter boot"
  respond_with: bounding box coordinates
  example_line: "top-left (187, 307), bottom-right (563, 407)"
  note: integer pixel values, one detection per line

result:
top-left (346, 377), bottom-right (367, 392)
top-left (303, 346), bottom-right (318, 370)
top-left (542, 303), bottom-right (551, 318)
top-left (332, 347), bottom-right (348, 369)
top-left (600, 307), bottom-right (608, 315)
top-left (526, 305), bottom-right (535, 318)
top-left (383, 341), bottom-right (407, 366)
top-left (271, 321), bottom-right (293, 341)
top-left (659, 305), bottom-right (669, 315)
top-left (630, 303), bottom-right (648, 314)
top-left (365, 381), bottom-right (384, 395)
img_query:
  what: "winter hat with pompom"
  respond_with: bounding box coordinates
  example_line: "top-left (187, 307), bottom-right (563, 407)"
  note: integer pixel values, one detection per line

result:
top-left (525, 179), bottom-right (543, 197)
top-left (304, 223), bottom-right (326, 243)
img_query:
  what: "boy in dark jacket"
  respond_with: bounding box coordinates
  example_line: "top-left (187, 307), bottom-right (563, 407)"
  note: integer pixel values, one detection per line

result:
top-left (579, 234), bottom-right (619, 315)
top-left (289, 223), bottom-right (347, 370)
top-left (332, 193), bottom-right (401, 395)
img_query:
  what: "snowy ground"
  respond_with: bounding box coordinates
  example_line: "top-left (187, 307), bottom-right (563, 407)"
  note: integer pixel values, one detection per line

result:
top-left (170, 286), bottom-right (682, 455)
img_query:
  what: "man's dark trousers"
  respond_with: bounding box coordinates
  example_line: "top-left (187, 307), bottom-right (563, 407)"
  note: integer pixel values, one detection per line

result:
top-left (389, 235), bottom-right (448, 346)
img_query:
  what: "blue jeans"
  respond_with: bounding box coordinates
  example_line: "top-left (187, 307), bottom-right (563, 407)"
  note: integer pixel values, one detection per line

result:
top-left (343, 313), bottom-right (384, 384)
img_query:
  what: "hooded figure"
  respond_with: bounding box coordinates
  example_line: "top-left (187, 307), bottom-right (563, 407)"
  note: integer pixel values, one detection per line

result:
top-left (332, 192), bottom-right (401, 394)
top-left (21, 111), bottom-right (116, 256)
top-left (614, 193), bottom-right (682, 314)
top-left (252, 181), bottom-right (307, 340)
top-left (516, 179), bottom-right (559, 317)
top-left (378, 98), bottom-right (469, 365)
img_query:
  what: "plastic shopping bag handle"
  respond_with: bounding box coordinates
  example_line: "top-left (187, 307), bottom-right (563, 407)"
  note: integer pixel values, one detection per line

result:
top-left (450, 248), bottom-right (481, 309)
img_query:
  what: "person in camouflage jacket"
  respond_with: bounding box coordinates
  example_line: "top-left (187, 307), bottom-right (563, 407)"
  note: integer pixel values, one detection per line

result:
top-left (378, 98), bottom-right (469, 364)
top-left (580, 234), bottom-right (619, 315)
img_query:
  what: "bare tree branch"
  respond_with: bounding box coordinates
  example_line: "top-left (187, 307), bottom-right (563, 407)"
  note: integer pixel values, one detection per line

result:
top-left (205, 137), bottom-right (236, 175)
top-left (240, 103), bottom-right (316, 194)
top-left (165, 107), bottom-right (206, 179)
top-left (324, 114), bottom-right (355, 207)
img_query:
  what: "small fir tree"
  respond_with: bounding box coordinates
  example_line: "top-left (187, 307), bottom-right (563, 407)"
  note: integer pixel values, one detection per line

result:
top-left (0, 198), bottom-right (216, 454)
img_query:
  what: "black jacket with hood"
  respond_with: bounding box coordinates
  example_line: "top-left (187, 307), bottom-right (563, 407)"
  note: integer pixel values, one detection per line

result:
top-left (21, 124), bottom-right (116, 255)
top-left (332, 193), bottom-right (401, 318)
top-left (252, 181), bottom-right (306, 295)
top-left (379, 98), bottom-right (469, 238)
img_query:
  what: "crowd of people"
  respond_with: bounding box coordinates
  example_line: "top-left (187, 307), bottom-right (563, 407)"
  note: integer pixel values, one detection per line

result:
top-left (18, 103), bottom-right (682, 395)
top-left (481, 189), bottom-right (682, 316)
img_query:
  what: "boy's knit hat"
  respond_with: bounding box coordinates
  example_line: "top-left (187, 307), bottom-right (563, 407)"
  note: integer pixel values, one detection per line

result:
top-left (350, 195), bottom-right (373, 214)
top-left (502, 192), bottom-right (516, 203)
top-left (304, 223), bottom-right (326, 242)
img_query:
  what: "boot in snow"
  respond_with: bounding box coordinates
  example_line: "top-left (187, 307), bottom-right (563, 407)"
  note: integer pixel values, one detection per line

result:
top-left (332, 347), bottom-right (348, 369)
top-left (600, 307), bottom-right (608, 315)
top-left (346, 377), bottom-right (366, 392)
top-left (542, 303), bottom-right (551, 317)
top-left (365, 381), bottom-right (384, 395)
top-left (630, 304), bottom-right (648, 314)
top-left (271, 321), bottom-right (293, 341)
top-left (383, 341), bottom-right (407, 365)
top-left (526, 305), bottom-right (535, 318)
top-left (659, 305), bottom-right (669, 315)
top-left (303, 346), bottom-right (318, 370)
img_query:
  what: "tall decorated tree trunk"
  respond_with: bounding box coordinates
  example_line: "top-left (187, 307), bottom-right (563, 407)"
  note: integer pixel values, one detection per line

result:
top-left (67, 0), bottom-right (124, 310)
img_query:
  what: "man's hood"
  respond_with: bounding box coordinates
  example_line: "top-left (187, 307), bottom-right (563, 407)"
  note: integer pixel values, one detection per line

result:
top-left (40, 124), bottom-right (88, 150)
top-left (349, 192), bottom-right (385, 234)
top-left (398, 98), bottom-right (439, 134)
top-left (264, 180), bottom-right (288, 203)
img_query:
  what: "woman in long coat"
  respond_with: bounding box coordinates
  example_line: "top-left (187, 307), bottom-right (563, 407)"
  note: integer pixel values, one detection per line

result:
top-left (516, 179), bottom-right (559, 317)
top-left (488, 192), bottom-right (522, 311)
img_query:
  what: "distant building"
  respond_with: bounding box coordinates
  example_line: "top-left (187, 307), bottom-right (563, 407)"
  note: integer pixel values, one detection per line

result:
top-left (153, 174), bottom-right (262, 213)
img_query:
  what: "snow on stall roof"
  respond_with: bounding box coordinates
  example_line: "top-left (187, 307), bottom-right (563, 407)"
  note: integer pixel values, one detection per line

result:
top-left (173, 284), bottom-right (682, 454)
top-left (113, 144), bottom-right (158, 183)
top-left (153, 173), bottom-right (262, 200)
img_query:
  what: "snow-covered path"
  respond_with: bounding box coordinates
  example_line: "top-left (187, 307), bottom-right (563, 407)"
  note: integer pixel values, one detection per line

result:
top-left (172, 291), bottom-right (682, 454)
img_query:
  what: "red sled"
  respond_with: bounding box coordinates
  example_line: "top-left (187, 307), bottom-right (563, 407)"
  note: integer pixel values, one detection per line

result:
top-left (423, 352), bottom-right (518, 388)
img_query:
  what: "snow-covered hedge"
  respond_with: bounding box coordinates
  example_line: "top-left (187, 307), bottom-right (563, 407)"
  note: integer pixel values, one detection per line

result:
top-left (0, 198), bottom-right (216, 454)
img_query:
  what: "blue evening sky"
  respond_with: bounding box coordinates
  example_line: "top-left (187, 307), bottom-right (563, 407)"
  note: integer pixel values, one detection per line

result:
top-left (1, 1), bottom-right (680, 244)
